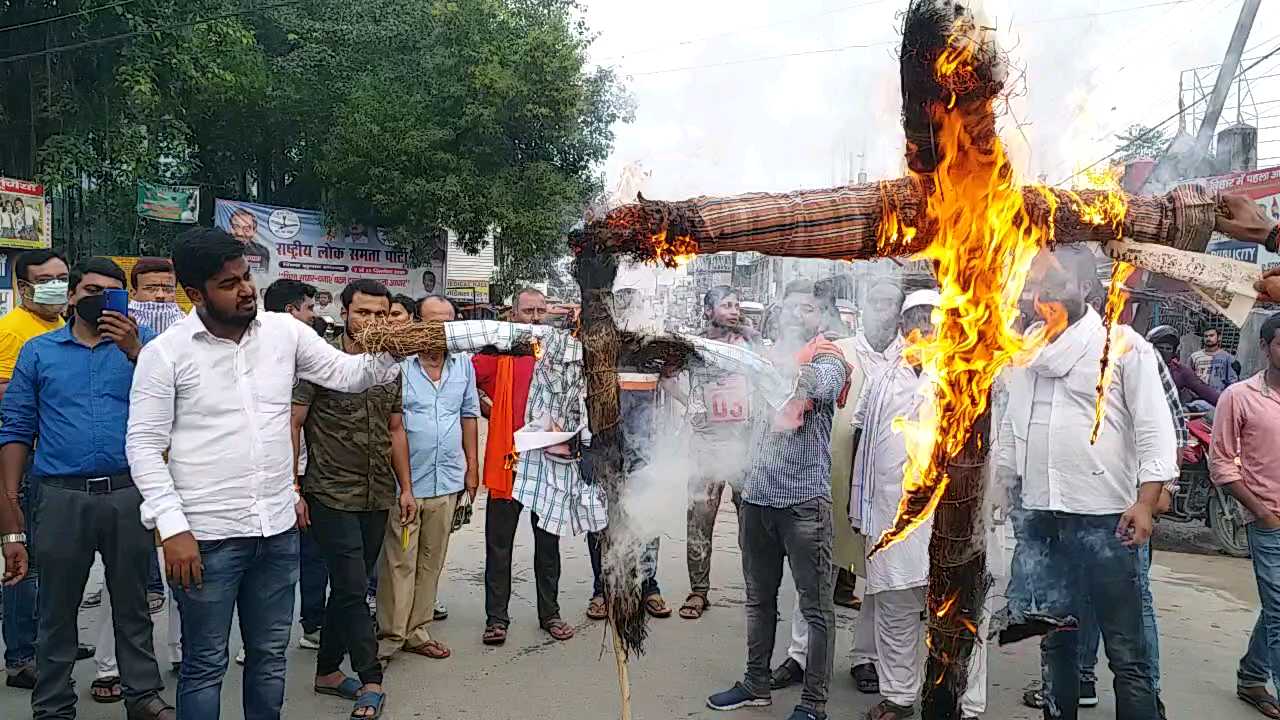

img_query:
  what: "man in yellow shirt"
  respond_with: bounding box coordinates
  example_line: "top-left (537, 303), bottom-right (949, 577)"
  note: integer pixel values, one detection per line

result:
top-left (0, 250), bottom-right (69, 402)
top-left (0, 248), bottom-right (70, 689)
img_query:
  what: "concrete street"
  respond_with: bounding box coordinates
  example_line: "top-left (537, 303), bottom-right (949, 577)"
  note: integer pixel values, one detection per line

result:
top-left (0, 495), bottom-right (1268, 720)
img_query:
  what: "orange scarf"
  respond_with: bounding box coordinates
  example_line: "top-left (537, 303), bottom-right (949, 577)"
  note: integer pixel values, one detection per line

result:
top-left (773, 336), bottom-right (852, 431)
top-left (483, 356), bottom-right (517, 500)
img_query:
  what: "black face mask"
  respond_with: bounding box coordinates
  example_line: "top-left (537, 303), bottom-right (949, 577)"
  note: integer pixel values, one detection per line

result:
top-left (74, 294), bottom-right (107, 326)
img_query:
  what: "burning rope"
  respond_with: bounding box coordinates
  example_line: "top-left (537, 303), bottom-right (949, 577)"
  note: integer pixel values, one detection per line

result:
top-left (1091, 261), bottom-right (1138, 444)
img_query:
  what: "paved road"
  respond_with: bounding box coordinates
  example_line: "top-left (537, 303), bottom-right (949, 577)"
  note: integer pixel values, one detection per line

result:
top-left (0, 492), bottom-right (1267, 720)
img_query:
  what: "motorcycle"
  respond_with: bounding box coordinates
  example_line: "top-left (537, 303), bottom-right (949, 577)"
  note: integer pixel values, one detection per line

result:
top-left (1160, 414), bottom-right (1251, 557)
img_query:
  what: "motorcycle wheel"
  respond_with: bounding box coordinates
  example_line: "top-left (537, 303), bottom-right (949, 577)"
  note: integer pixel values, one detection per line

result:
top-left (1209, 492), bottom-right (1251, 558)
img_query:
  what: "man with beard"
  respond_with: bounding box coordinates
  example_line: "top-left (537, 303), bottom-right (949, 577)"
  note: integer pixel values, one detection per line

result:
top-left (997, 245), bottom-right (1174, 720)
top-left (127, 228), bottom-right (401, 720)
top-left (707, 278), bottom-right (851, 720)
top-left (774, 279), bottom-right (905, 692)
top-left (0, 258), bottom-right (175, 720)
top-left (292, 279), bottom-right (412, 720)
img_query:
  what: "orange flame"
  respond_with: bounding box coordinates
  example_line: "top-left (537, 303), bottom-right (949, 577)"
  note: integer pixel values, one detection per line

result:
top-left (649, 230), bottom-right (698, 268)
top-left (1090, 261), bottom-right (1137, 443)
top-left (935, 594), bottom-right (958, 618)
top-left (872, 28), bottom-right (1129, 555)
top-left (531, 338), bottom-right (544, 360)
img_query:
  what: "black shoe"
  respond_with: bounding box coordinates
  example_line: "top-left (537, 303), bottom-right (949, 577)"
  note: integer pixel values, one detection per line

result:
top-left (852, 662), bottom-right (879, 694)
top-left (770, 658), bottom-right (804, 690)
top-left (5, 665), bottom-right (35, 689)
top-left (1079, 681), bottom-right (1098, 708)
top-left (76, 644), bottom-right (95, 661)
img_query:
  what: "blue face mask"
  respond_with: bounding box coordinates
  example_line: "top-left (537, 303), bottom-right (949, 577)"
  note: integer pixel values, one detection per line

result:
top-left (30, 279), bottom-right (68, 306)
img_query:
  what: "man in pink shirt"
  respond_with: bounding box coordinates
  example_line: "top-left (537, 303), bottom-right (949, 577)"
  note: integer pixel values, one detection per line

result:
top-left (1211, 312), bottom-right (1280, 719)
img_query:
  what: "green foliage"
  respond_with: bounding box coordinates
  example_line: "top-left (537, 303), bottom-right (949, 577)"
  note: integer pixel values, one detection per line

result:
top-left (0, 0), bottom-right (628, 279)
top-left (1113, 124), bottom-right (1171, 164)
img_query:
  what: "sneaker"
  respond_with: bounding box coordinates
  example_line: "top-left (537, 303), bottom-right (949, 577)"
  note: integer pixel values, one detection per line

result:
top-left (235, 648), bottom-right (245, 665)
top-left (147, 592), bottom-right (166, 615)
top-left (5, 664), bottom-right (36, 689)
top-left (80, 589), bottom-right (103, 609)
top-left (299, 631), bottom-right (320, 650)
top-left (771, 658), bottom-right (805, 690)
top-left (1022, 682), bottom-right (1045, 709)
top-left (706, 683), bottom-right (770, 711)
top-left (786, 707), bottom-right (826, 720)
top-left (366, 592), bottom-right (377, 617)
top-left (76, 644), bottom-right (95, 661)
top-left (434, 599), bottom-right (448, 622)
top-left (1079, 681), bottom-right (1099, 708)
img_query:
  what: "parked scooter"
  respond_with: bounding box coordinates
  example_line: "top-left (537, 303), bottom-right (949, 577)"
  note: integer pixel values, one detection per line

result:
top-left (1160, 414), bottom-right (1250, 557)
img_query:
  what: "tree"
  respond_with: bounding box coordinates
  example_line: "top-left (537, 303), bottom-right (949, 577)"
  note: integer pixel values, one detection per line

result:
top-left (1113, 124), bottom-right (1171, 163)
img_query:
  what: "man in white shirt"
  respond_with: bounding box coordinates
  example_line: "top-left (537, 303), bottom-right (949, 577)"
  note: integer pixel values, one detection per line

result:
top-left (126, 228), bottom-right (400, 720)
top-left (997, 246), bottom-right (1174, 720)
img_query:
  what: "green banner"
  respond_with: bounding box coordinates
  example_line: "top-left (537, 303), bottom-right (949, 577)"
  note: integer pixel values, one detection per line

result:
top-left (136, 180), bottom-right (199, 223)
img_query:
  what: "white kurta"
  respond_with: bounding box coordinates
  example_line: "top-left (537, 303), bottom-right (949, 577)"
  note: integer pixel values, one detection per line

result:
top-left (852, 361), bottom-right (933, 595)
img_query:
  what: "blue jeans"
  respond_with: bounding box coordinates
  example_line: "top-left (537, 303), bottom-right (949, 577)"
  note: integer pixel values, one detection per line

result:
top-left (588, 531), bottom-right (660, 598)
top-left (1239, 524), bottom-right (1280, 692)
top-left (172, 529), bottom-right (299, 720)
top-left (1078, 543), bottom-right (1160, 690)
top-left (147, 551), bottom-right (165, 596)
top-left (3, 478), bottom-right (38, 669)
top-left (1007, 501), bottom-right (1036, 619)
top-left (299, 529), bottom-right (328, 634)
top-left (1028, 511), bottom-right (1158, 720)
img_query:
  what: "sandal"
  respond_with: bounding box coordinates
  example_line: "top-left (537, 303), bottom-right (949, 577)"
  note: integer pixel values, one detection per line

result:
top-left (866, 699), bottom-right (915, 720)
top-left (350, 690), bottom-right (386, 720)
top-left (1240, 686), bottom-right (1280, 719)
top-left (586, 595), bottom-right (608, 620)
top-left (404, 640), bottom-right (451, 659)
top-left (90, 676), bottom-right (123, 704)
top-left (542, 618), bottom-right (575, 641)
top-left (482, 623), bottom-right (508, 646)
top-left (852, 662), bottom-right (879, 694)
top-left (679, 593), bottom-right (709, 620)
top-left (643, 593), bottom-right (672, 618)
top-left (126, 695), bottom-right (177, 720)
top-left (314, 676), bottom-right (362, 700)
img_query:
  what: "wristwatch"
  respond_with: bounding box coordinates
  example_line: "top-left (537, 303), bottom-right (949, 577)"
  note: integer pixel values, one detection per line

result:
top-left (0, 533), bottom-right (26, 545)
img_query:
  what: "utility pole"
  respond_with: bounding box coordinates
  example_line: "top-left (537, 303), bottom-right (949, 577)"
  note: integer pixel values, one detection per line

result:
top-left (1193, 0), bottom-right (1261, 156)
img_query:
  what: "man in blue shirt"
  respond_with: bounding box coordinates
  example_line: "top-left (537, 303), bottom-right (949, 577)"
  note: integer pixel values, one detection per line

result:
top-left (0, 257), bottom-right (174, 720)
top-left (375, 295), bottom-right (479, 663)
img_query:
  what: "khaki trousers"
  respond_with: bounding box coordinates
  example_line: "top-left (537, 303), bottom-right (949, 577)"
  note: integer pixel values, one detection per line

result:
top-left (376, 493), bottom-right (459, 660)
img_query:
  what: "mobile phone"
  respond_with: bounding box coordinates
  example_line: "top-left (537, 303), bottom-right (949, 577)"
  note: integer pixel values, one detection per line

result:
top-left (104, 288), bottom-right (129, 316)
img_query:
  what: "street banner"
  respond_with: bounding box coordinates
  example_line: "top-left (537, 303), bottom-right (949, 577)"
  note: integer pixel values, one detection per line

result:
top-left (0, 177), bottom-right (51, 250)
top-left (136, 181), bottom-right (199, 223)
top-left (213, 199), bottom-right (446, 299)
top-left (1196, 164), bottom-right (1280, 271)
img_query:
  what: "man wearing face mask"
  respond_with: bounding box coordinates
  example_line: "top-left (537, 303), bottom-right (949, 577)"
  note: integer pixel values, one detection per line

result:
top-left (0, 249), bottom-right (80, 689)
top-left (996, 246), bottom-right (1175, 720)
top-left (128, 258), bottom-right (184, 336)
top-left (707, 279), bottom-right (851, 720)
top-left (0, 257), bottom-right (175, 720)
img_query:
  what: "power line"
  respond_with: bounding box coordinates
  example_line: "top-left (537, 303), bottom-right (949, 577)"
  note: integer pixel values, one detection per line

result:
top-left (0, 1), bottom-right (300, 65)
top-left (0, 0), bottom-right (142, 35)
top-left (1055, 40), bottom-right (1280, 186)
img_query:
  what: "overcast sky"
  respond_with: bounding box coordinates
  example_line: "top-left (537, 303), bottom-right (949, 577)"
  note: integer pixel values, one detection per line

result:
top-left (582, 0), bottom-right (1280, 200)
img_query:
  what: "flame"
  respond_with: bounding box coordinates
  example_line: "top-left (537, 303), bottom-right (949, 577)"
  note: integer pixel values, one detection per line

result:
top-left (1090, 261), bottom-right (1136, 443)
top-left (935, 594), bottom-right (958, 618)
top-left (649, 230), bottom-right (698, 268)
top-left (531, 338), bottom-right (544, 360)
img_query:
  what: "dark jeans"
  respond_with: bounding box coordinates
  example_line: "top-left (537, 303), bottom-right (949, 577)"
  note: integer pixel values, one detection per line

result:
top-left (299, 528), bottom-right (329, 634)
top-left (588, 531), bottom-right (659, 598)
top-left (3, 476), bottom-right (38, 670)
top-left (687, 476), bottom-right (741, 596)
top-left (739, 499), bottom-right (836, 713)
top-left (484, 498), bottom-right (560, 627)
top-left (307, 499), bottom-right (386, 686)
top-left (147, 551), bottom-right (165, 596)
top-left (1026, 511), bottom-right (1158, 720)
top-left (1239, 524), bottom-right (1280, 693)
top-left (1078, 543), bottom-right (1160, 690)
top-left (32, 483), bottom-right (164, 720)
top-left (172, 529), bottom-right (298, 720)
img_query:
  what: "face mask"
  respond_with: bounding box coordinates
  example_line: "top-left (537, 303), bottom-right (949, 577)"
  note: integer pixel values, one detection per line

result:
top-left (30, 279), bottom-right (68, 306)
top-left (74, 293), bottom-right (106, 326)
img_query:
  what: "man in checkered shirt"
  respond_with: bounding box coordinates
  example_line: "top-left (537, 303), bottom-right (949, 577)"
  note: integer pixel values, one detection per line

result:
top-left (707, 279), bottom-right (850, 720)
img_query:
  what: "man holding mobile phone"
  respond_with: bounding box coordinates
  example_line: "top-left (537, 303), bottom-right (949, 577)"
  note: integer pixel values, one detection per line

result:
top-left (0, 258), bottom-right (174, 719)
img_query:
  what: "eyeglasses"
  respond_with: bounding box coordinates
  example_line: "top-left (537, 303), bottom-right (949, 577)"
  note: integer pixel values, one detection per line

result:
top-left (140, 284), bottom-right (176, 293)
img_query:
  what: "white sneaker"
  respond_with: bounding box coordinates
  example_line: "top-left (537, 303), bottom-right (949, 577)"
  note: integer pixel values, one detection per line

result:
top-left (235, 648), bottom-right (245, 665)
top-left (434, 599), bottom-right (448, 621)
top-left (299, 631), bottom-right (320, 650)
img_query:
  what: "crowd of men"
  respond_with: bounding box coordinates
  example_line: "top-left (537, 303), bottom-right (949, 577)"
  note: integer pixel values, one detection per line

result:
top-left (0, 193), bottom-right (1276, 720)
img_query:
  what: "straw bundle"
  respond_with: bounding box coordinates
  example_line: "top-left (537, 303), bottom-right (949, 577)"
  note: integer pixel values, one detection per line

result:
top-left (355, 320), bottom-right (448, 356)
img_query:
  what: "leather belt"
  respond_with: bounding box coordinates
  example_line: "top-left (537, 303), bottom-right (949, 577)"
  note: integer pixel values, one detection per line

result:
top-left (41, 474), bottom-right (134, 494)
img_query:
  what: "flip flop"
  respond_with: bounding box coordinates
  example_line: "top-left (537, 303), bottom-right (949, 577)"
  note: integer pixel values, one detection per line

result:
top-left (1239, 687), bottom-right (1280, 719)
top-left (482, 623), bottom-right (508, 646)
top-left (404, 641), bottom-right (451, 659)
top-left (643, 593), bottom-right (673, 618)
top-left (90, 676), bottom-right (123, 704)
top-left (586, 595), bottom-right (608, 620)
top-left (542, 618), bottom-right (575, 641)
top-left (350, 690), bottom-right (386, 720)
top-left (314, 676), bottom-right (362, 700)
